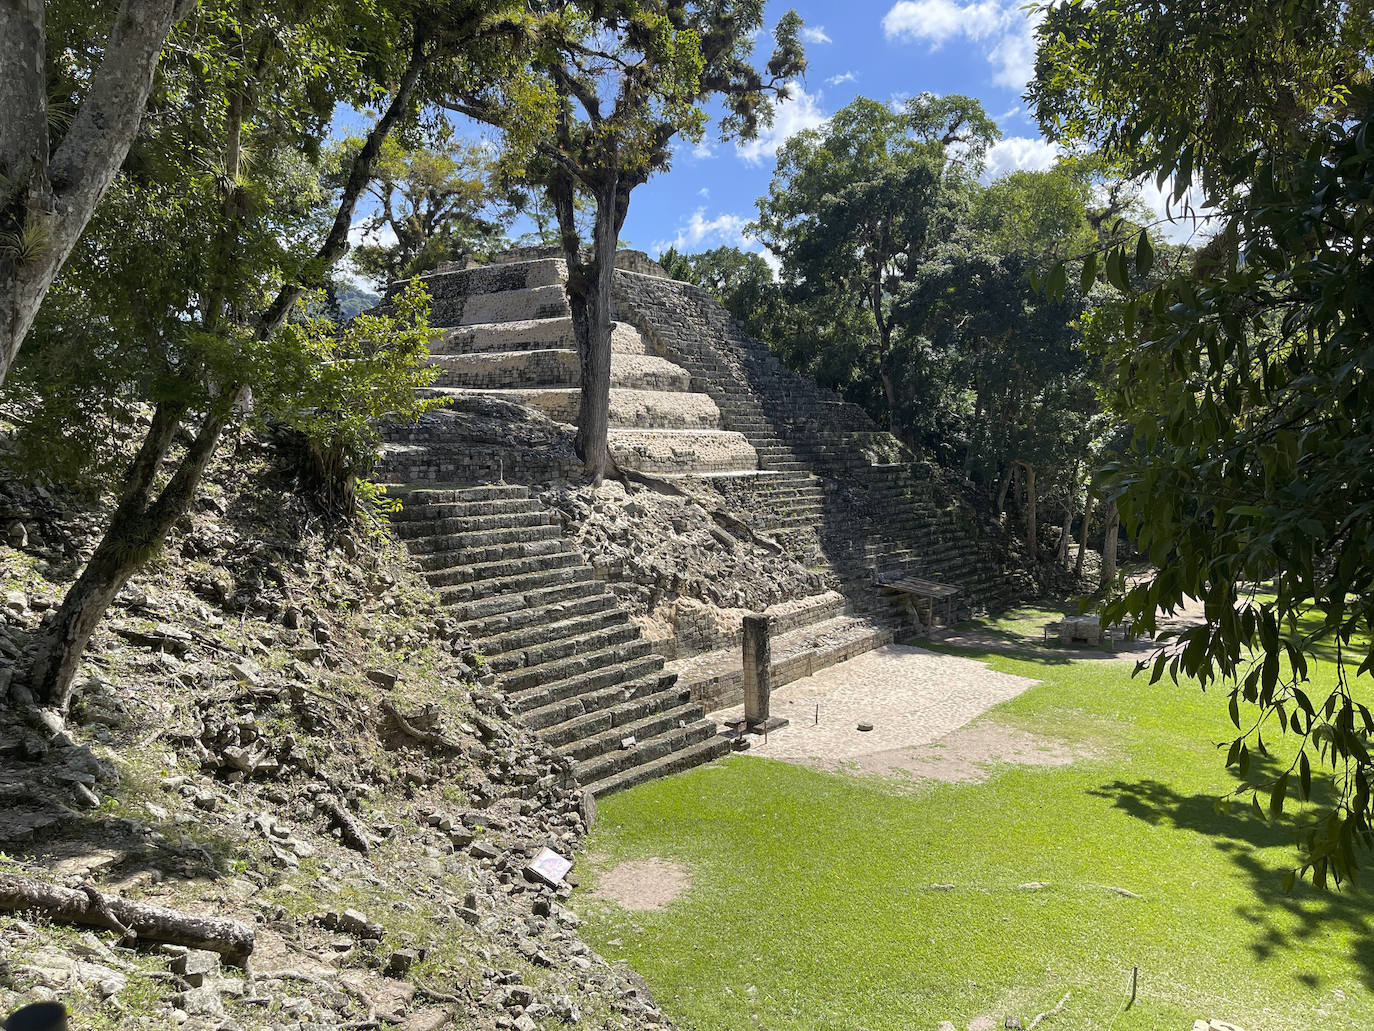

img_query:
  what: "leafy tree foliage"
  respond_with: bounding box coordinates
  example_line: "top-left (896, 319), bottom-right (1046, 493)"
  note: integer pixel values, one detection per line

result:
top-left (340, 134), bottom-right (520, 287)
top-left (658, 245), bottom-right (783, 340)
top-left (445, 0), bottom-right (805, 482)
top-left (0, 0), bottom-right (199, 387)
top-left (4, 0), bottom-right (527, 713)
top-left (752, 94), bottom-right (996, 433)
top-left (1031, 0), bottom-right (1374, 885)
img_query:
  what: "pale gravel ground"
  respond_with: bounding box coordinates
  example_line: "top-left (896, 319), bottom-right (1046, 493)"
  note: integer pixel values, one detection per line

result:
top-left (709, 643), bottom-right (1045, 773)
top-left (591, 858), bottom-right (693, 911)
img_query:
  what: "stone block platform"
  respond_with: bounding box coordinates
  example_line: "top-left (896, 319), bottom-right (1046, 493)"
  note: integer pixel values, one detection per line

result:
top-left (373, 249), bottom-right (1023, 795)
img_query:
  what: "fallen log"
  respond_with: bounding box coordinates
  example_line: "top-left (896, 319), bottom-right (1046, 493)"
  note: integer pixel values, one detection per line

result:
top-left (378, 699), bottom-right (468, 752)
top-left (0, 875), bottom-right (254, 965)
top-left (316, 795), bottom-right (371, 855)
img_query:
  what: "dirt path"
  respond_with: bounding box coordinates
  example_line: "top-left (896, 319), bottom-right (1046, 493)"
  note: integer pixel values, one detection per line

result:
top-left (710, 644), bottom-right (1053, 776)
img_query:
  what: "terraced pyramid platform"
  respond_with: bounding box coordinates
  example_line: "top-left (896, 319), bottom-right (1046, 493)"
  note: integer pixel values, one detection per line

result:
top-left (373, 249), bottom-right (1018, 795)
top-left (398, 256), bottom-right (761, 478)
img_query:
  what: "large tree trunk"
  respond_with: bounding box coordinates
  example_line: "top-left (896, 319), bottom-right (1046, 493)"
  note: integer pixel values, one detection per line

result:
top-left (1019, 461), bottom-right (1037, 558)
top-left (1057, 461), bottom-right (1080, 566)
top-left (1075, 490), bottom-right (1095, 579)
top-left (1100, 496), bottom-right (1120, 590)
top-left (995, 462), bottom-right (1014, 515)
top-left (21, 398), bottom-right (230, 712)
top-left (0, 0), bottom-right (195, 387)
top-left (573, 185), bottom-right (618, 485)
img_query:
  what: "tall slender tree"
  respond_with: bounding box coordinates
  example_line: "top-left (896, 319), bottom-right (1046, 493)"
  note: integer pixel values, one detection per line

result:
top-left (444, 1), bottom-right (805, 482)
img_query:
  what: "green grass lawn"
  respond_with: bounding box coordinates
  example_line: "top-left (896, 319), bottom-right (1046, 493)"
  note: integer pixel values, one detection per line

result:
top-left (571, 614), bottom-right (1374, 1031)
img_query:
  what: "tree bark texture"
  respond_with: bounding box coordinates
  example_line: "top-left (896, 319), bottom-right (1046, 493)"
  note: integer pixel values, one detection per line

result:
top-left (0, 874), bottom-right (254, 963)
top-left (1075, 491), bottom-right (1095, 579)
top-left (1057, 461), bottom-right (1079, 566)
top-left (1017, 460), bottom-right (1037, 558)
top-left (22, 398), bottom-right (230, 711)
top-left (1101, 497), bottom-right (1120, 589)
top-left (0, 0), bottom-right (196, 387)
top-left (574, 186), bottom-right (619, 485)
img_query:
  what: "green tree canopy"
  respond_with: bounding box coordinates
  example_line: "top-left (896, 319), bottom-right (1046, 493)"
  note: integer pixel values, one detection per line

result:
top-left (1031, 0), bottom-right (1374, 886)
top-left (340, 134), bottom-right (520, 287)
top-left (443, 0), bottom-right (805, 482)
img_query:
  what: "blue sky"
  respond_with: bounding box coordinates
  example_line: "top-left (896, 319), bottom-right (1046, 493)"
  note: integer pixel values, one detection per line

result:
top-left (348, 0), bottom-right (1193, 273)
top-left (621, 0), bottom-right (1059, 259)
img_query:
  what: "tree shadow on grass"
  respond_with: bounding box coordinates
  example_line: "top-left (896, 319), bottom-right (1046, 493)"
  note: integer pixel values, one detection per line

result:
top-left (1089, 772), bottom-right (1374, 989)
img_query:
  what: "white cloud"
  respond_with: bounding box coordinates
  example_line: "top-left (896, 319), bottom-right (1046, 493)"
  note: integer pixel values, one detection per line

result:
top-left (698, 186), bottom-right (710, 199)
top-left (984, 136), bottom-right (1060, 178)
top-left (736, 83), bottom-right (828, 165)
top-left (1137, 175), bottom-right (1217, 246)
top-left (826, 71), bottom-right (857, 86)
top-left (800, 25), bottom-right (833, 44)
top-left (692, 139), bottom-right (716, 159)
top-left (882, 0), bottom-right (1005, 44)
top-left (653, 208), bottom-right (754, 254)
top-left (882, 0), bottom-right (1041, 92)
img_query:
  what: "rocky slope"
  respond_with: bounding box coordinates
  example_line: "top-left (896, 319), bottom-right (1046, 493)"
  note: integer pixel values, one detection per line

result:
top-left (0, 434), bottom-right (674, 1031)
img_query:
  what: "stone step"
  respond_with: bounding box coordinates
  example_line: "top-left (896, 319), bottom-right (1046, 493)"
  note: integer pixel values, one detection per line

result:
top-left (500, 637), bottom-right (656, 696)
top-left (671, 614), bottom-right (896, 712)
top-left (446, 284), bottom-right (570, 327)
top-left (428, 318), bottom-right (647, 356)
top-left (563, 701), bottom-right (706, 764)
top-left (415, 536), bottom-right (572, 570)
top-left (509, 653), bottom-right (666, 718)
top-left (392, 509), bottom-right (559, 537)
top-left (447, 579), bottom-right (609, 626)
top-left (457, 591), bottom-right (620, 642)
top-left (391, 485), bottom-right (532, 509)
top-left (478, 606), bottom-right (629, 662)
top-left (424, 550), bottom-right (582, 589)
top-left (401, 522), bottom-right (564, 555)
top-left (484, 619), bottom-right (641, 674)
top-left (608, 429), bottom-right (759, 476)
top-left (535, 681), bottom-right (686, 748)
top-left (580, 733), bottom-right (734, 797)
top-left (418, 387), bottom-right (725, 430)
top-left (424, 350), bottom-right (693, 393)
top-left (391, 257), bottom-right (566, 302)
top-left (573, 719), bottom-right (718, 787)
top-left (520, 673), bottom-right (678, 734)
top-left (438, 564), bottom-right (598, 606)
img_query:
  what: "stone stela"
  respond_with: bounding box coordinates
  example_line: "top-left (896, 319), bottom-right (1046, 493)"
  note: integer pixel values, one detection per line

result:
top-left (740, 614), bottom-right (788, 735)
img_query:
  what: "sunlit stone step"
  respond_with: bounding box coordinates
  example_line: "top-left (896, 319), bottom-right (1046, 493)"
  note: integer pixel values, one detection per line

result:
top-left (442, 285), bottom-right (570, 327)
top-left (391, 258), bottom-right (567, 302)
top-left (425, 350), bottom-right (692, 392)
top-left (429, 318), bottom-right (647, 356)
top-left (420, 387), bottom-right (725, 429)
top-left (608, 429), bottom-right (759, 475)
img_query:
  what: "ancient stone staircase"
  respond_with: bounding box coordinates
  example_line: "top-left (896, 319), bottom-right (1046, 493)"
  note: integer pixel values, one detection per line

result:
top-left (376, 253), bottom-right (903, 737)
top-left (614, 270), bottom-right (1019, 618)
top-left (389, 483), bottom-right (732, 796)
top-left (407, 257), bottom-right (761, 478)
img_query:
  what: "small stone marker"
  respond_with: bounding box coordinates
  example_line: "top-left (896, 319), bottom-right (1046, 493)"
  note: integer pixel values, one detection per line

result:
top-left (856, 722), bottom-right (874, 732)
top-left (525, 847), bottom-right (573, 887)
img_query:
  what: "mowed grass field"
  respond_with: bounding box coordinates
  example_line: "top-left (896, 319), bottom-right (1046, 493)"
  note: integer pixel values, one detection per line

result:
top-left (571, 613), bottom-right (1374, 1031)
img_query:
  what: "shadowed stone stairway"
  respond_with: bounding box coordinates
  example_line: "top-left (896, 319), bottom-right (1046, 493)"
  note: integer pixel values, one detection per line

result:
top-left (374, 249), bottom-right (1014, 793)
top-left (388, 483), bottom-right (732, 796)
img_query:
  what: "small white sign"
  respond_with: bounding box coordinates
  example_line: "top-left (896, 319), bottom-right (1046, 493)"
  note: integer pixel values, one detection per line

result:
top-left (527, 847), bottom-right (573, 886)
